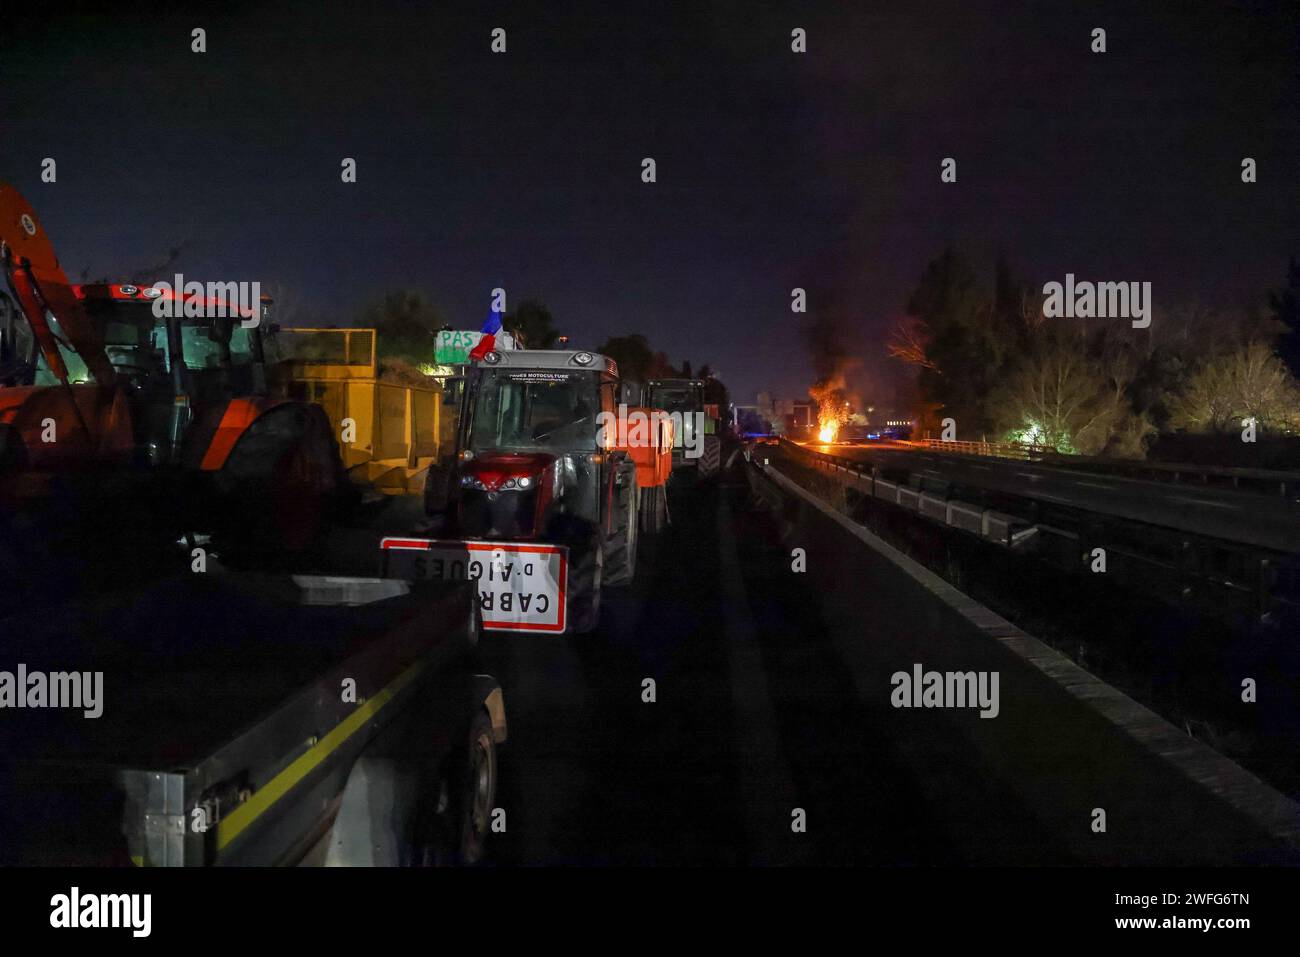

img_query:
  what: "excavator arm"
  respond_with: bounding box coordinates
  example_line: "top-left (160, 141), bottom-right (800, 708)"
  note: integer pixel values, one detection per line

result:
top-left (0, 182), bottom-right (116, 386)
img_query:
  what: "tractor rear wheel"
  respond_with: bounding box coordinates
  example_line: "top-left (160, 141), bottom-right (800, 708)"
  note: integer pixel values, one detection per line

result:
top-left (604, 472), bottom-right (638, 587)
top-left (639, 484), bottom-right (668, 535)
top-left (698, 434), bottom-right (721, 480)
top-left (567, 535), bottom-right (603, 634)
top-left (214, 405), bottom-right (344, 560)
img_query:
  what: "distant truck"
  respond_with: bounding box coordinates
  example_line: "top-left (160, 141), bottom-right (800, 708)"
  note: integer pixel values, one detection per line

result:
top-left (408, 349), bottom-right (670, 634)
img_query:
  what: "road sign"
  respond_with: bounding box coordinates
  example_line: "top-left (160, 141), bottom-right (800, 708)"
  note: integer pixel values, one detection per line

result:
top-left (435, 329), bottom-right (515, 364)
top-left (379, 538), bottom-right (568, 633)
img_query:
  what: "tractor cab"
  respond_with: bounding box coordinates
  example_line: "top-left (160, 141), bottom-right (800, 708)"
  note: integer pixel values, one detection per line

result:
top-left (646, 377), bottom-right (706, 466)
top-left (644, 377), bottom-right (722, 480)
top-left (438, 347), bottom-right (642, 633)
top-left (452, 350), bottom-right (617, 541)
top-left (1, 182), bottom-right (344, 558)
top-left (66, 283), bottom-right (275, 466)
top-left (72, 283), bottom-right (271, 389)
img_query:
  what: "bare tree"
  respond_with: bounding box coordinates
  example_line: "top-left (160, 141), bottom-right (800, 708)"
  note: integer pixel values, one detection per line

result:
top-left (1168, 359), bottom-right (1233, 433)
top-left (990, 333), bottom-right (1136, 455)
top-left (886, 316), bottom-right (939, 371)
top-left (1014, 286), bottom-right (1047, 335)
top-left (1168, 340), bottom-right (1300, 433)
top-left (1228, 341), bottom-right (1300, 430)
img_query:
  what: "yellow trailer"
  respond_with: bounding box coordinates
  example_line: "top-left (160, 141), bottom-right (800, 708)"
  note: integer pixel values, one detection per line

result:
top-left (276, 328), bottom-right (456, 494)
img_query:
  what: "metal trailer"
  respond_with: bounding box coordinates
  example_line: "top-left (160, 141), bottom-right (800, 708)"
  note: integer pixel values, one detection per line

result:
top-left (0, 570), bottom-right (505, 866)
top-left (277, 327), bottom-right (456, 496)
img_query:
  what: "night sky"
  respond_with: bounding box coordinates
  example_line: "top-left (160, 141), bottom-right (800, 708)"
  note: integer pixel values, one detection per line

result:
top-left (3, 1), bottom-right (1298, 402)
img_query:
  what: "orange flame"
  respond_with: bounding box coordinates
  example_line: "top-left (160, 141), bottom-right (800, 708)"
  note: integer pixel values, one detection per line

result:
top-left (810, 375), bottom-right (851, 444)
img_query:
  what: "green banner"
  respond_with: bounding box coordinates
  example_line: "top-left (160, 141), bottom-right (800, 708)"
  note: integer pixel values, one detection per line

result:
top-left (435, 330), bottom-right (485, 364)
top-left (435, 329), bottom-right (515, 363)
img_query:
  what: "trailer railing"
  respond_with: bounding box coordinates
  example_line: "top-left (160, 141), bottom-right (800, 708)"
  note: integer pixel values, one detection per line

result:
top-left (278, 327), bottom-right (450, 490)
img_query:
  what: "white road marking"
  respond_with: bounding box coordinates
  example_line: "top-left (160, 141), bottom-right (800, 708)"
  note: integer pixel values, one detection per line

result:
top-left (1170, 496), bottom-right (1241, 511)
top-left (1074, 481), bottom-right (1117, 491)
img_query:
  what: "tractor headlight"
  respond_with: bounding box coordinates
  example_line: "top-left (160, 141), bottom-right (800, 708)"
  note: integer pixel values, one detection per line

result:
top-left (517, 475), bottom-right (532, 489)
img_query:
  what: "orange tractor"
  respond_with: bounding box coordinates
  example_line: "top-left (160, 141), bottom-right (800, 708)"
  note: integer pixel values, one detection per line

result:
top-left (0, 182), bottom-right (346, 567)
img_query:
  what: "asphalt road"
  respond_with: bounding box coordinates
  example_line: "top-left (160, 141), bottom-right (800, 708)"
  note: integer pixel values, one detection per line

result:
top-left (811, 442), bottom-right (1300, 554)
top-left (8, 466), bottom-right (1291, 865)
top-left (479, 477), bottom-right (952, 865)
top-left (470, 469), bottom-right (1299, 865)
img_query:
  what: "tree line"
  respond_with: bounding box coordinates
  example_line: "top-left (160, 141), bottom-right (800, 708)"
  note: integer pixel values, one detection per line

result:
top-left (594, 334), bottom-right (730, 410)
top-left (326, 289), bottom-right (731, 407)
top-left (888, 249), bottom-right (1300, 458)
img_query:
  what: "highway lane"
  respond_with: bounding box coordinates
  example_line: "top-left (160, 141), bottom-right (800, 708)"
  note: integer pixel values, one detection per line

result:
top-left (2, 463), bottom-right (1293, 865)
top-left (814, 443), bottom-right (1300, 554)
top-left (468, 470), bottom-right (1299, 865)
top-left (478, 478), bottom-right (969, 864)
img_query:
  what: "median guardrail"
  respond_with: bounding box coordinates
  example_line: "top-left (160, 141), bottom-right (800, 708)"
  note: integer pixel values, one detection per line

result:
top-left (771, 436), bottom-right (1299, 626)
top-left (903, 439), bottom-right (1300, 500)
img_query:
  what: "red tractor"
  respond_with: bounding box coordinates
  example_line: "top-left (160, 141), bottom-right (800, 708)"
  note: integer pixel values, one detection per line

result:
top-left (423, 348), bottom-right (669, 632)
top-left (0, 182), bottom-right (345, 573)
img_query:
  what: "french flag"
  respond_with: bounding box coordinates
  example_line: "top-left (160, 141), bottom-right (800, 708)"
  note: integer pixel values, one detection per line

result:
top-left (469, 308), bottom-right (503, 361)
